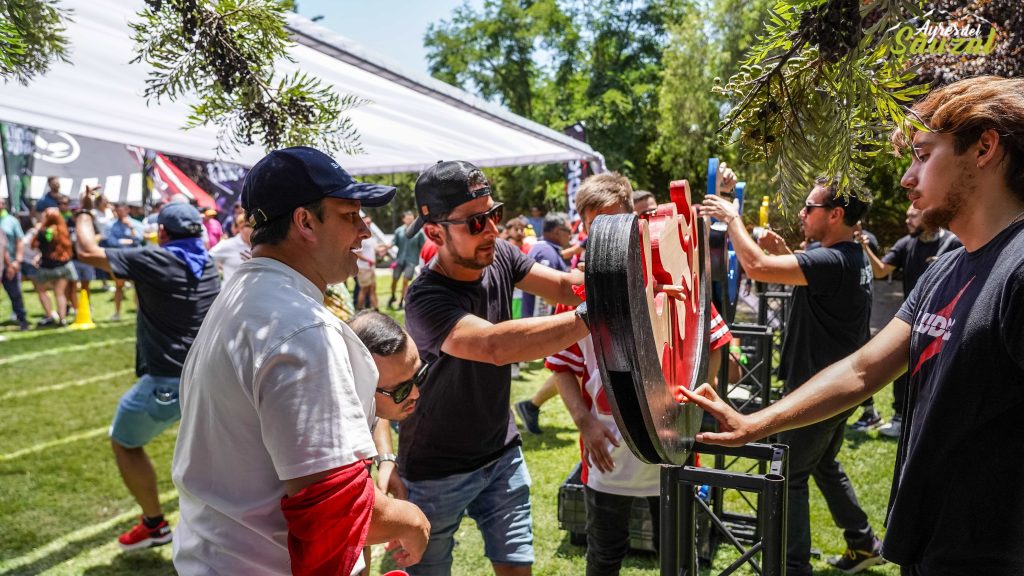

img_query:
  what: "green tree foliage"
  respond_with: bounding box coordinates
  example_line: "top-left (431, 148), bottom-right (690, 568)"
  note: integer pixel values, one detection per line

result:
top-left (0, 0), bottom-right (71, 85)
top-left (132, 0), bottom-right (365, 155)
top-left (1, 0), bottom-right (363, 157)
top-left (654, 8), bottom-right (729, 195)
top-left (714, 0), bottom-right (930, 204)
top-left (425, 0), bottom-right (687, 213)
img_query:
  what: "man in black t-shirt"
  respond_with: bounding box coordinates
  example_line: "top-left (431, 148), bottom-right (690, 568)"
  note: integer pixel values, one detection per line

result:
top-left (702, 177), bottom-right (880, 575)
top-left (74, 194), bottom-right (219, 552)
top-left (398, 161), bottom-right (589, 576)
top-left (686, 76), bottom-right (1024, 576)
top-left (859, 205), bottom-right (961, 437)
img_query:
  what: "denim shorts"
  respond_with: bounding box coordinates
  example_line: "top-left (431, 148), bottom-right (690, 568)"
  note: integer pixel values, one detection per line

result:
top-left (404, 445), bottom-right (534, 575)
top-left (109, 374), bottom-right (181, 448)
top-left (35, 261), bottom-right (78, 283)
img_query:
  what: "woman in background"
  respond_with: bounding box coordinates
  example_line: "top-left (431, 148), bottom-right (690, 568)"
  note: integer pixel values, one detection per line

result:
top-left (31, 208), bottom-right (77, 326)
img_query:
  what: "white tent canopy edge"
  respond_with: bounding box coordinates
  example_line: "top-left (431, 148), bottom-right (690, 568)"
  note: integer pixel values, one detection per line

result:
top-left (0, 0), bottom-right (604, 175)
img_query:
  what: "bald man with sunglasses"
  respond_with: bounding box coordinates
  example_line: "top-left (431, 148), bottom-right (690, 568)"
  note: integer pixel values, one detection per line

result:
top-left (397, 161), bottom-right (589, 576)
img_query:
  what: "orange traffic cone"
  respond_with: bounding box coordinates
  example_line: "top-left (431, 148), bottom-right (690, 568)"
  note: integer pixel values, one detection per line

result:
top-left (68, 288), bottom-right (96, 330)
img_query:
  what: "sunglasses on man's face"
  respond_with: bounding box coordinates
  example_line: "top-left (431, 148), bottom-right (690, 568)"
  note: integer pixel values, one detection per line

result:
top-left (803, 202), bottom-right (831, 213)
top-left (376, 362), bottom-right (429, 404)
top-left (435, 203), bottom-right (504, 235)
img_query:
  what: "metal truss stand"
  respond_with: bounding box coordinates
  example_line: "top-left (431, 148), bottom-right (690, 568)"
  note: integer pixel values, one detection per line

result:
top-left (718, 323), bottom-right (775, 414)
top-left (661, 442), bottom-right (788, 576)
top-left (757, 291), bottom-right (792, 366)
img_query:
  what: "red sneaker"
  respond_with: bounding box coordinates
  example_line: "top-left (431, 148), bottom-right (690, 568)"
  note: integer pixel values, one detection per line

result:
top-left (118, 517), bottom-right (173, 551)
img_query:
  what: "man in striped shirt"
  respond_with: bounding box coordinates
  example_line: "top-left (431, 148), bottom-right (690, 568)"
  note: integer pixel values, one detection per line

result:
top-left (546, 173), bottom-right (732, 575)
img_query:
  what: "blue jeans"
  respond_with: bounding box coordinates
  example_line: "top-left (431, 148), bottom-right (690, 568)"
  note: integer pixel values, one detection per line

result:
top-left (109, 374), bottom-right (181, 448)
top-left (2, 270), bottom-right (27, 323)
top-left (404, 445), bottom-right (534, 576)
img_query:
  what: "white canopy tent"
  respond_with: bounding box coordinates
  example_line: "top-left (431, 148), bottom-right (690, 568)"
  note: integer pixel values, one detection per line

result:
top-left (0, 0), bottom-right (603, 175)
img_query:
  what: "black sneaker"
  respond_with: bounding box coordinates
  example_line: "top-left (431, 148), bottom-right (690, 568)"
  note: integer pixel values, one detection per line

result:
top-left (514, 400), bottom-right (542, 435)
top-left (827, 538), bottom-right (885, 574)
top-left (849, 410), bottom-right (883, 432)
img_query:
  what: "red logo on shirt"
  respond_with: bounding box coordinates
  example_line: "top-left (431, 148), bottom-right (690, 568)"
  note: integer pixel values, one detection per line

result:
top-left (911, 277), bottom-right (973, 376)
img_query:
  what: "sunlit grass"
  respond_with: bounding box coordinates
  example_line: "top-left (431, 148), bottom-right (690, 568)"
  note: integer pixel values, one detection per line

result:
top-left (2, 277), bottom-right (900, 575)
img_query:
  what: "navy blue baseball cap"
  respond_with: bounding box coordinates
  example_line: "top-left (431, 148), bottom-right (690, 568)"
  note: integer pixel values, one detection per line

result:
top-left (242, 147), bottom-right (396, 229)
top-left (158, 202), bottom-right (204, 237)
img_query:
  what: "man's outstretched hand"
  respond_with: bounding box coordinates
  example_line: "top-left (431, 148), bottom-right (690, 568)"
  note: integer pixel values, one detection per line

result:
top-left (678, 384), bottom-right (765, 447)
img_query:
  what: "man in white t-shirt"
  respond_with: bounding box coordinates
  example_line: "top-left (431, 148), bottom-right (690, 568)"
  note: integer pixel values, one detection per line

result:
top-left (208, 212), bottom-right (252, 283)
top-left (172, 147), bottom-right (430, 576)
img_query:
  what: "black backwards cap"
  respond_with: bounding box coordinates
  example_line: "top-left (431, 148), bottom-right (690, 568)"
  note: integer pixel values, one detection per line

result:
top-left (242, 146), bottom-right (396, 229)
top-left (407, 160), bottom-right (492, 238)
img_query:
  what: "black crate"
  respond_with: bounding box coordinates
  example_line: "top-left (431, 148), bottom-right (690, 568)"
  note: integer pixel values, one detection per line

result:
top-left (556, 463), bottom-right (657, 552)
top-left (557, 463), bottom-right (717, 565)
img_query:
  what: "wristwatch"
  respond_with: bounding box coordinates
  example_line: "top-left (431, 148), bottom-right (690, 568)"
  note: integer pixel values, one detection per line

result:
top-left (575, 301), bottom-right (590, 329)
top-left (373, 453), bottom-right (397, 468)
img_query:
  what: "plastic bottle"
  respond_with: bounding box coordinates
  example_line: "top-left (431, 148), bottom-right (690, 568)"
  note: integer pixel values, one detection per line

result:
top-left (759, 196), bottom-right (770, 228)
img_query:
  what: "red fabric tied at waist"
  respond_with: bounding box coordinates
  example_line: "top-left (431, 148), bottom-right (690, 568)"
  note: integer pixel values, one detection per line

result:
top-left (280, 461), bottom-right (376, 576)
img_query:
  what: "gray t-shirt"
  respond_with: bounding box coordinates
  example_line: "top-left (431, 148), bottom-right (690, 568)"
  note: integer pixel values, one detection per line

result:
top-left (393, 224), bottom-right (425, 268)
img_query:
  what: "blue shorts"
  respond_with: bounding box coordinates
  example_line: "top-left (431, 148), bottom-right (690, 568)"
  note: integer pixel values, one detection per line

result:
top-left (109, 374), bottom-right (181, 448)
top-left (21, 262), bottom-right (39, 280)
top-left (73, 260), bottom-right (96, 281)
top-left (404, 445), bottom-right (534, 575)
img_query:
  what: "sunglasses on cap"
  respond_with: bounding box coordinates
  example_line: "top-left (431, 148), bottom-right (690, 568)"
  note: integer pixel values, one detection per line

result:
top-left (434, 203), bottom-right (504, 235)
top-left (376, 362), bottom-right (429, 404)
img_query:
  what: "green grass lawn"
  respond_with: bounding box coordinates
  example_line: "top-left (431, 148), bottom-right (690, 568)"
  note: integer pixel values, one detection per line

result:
top-left (1, 277), bottom-right (901, 575)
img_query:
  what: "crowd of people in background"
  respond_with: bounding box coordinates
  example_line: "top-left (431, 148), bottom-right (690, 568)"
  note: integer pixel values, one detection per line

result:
top-left (0, 179), bottom-right (253, 331)
top-left (2, 75), bottom-right (1023, 576)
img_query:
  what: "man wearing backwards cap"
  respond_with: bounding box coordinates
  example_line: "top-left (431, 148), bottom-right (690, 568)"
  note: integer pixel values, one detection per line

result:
top-left (74, 189), bottom-right (220, 552)
top-left (397, 160), bottom-right (590, 576)
top-left (171, 147), bottom-right (430, 576)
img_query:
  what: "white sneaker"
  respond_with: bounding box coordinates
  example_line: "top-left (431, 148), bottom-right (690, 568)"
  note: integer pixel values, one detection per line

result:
top-left (110, 313), bottom-right (121, 322)
top-left (879, 416), bottom-right (902, 438)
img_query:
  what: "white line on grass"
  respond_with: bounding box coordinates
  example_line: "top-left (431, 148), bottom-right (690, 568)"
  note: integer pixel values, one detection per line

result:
top-left (0, 489), bottom-right (178, 574)
top-left (0, 427), bottom-right (107, 462)
top-left (0, 369), bottom-right (134, 401)
top-left (0, 337), bottom-right (135, 366)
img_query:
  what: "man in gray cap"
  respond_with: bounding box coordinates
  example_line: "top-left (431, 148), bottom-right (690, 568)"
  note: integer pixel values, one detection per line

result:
top-left (74, 187), bottom-right (220, 551)
top-left (172, 147), bottom-right (429, 576)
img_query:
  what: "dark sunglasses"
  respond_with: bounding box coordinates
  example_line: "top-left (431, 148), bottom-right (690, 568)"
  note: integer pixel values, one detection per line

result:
top-left (435, 203), bottom-right (504, 235)
top-left (376, 362), bottom-right (429, 403)
top-left (803, 202), bottom-right (831, 212)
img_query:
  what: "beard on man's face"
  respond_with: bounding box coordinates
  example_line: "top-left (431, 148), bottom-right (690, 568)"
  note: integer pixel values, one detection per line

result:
top-left (922, 169), bottom-right (972, 230)
top-left (443, 227), bottom-right (495, 270)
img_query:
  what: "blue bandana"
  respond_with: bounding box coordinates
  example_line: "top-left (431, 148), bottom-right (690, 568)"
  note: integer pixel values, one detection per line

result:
top-left (162, 237), bottom-right (210, 279)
